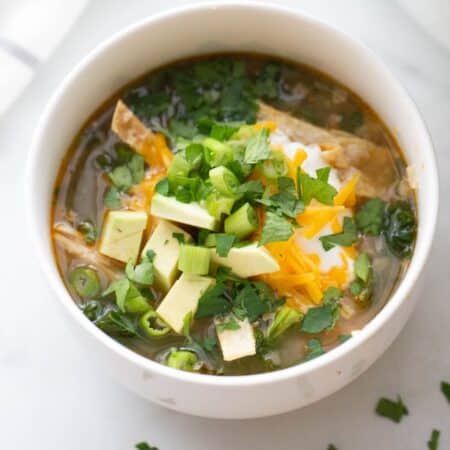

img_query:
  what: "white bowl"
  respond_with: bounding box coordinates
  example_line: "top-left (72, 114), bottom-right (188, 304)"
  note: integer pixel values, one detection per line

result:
top-left (26, 2), bottom-right (438, 419)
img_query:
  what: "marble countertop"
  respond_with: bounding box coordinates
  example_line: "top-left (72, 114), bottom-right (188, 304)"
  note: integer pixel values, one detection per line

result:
top-left (1, 1), bottom-right (449, 449)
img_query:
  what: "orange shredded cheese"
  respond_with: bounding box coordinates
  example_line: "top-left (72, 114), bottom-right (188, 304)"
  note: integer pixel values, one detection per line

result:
top-left (254, 121), bottom-right (277, 132)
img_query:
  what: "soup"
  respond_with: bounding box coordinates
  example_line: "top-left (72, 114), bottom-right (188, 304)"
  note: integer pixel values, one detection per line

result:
top-left (52, 54), bottom-right (417, 375)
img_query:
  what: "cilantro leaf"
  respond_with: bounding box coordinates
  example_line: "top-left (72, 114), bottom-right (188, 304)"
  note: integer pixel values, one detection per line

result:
top-left (234, 283), bottom-right (269, 322)
top-left (355, 198), bottom-right (385, 235)
top-left (305, 338), bottom-right (325, 361)
top-left (258, 191), bottom-right (304, 219)
top-left (96, 309), bottom-right (142, 338)
top-left (155, 177), bottom-right (170, 196)
top-left (235, 180), bottom-right (265, 202)
top-left (297, 168), bottom-right (337, 206)
top-left (259, 212), bottom-right (294, 245)
top-left (428, 430), bottom-right (440, 450)
top-left (216, 316), bottom-right (241, 332)
top-left (215, 233), bottom-right (236, 257)
top-left (320, 217), bottom-right (357, 251)
top-left (277, 176), bottom-right (296, 195)
top-left (322, 286), bottom-right (342, 303)
top-left (104, 186), bottom-right (122, 209)
top-left (383, 201), bottom-right (416, 258)
top-left (375, 396), bottom-right (409, 423)
top-left (327, 445), bottom-right (338, 450)
top-left (135, 442), bottom-right (158, 450)
top-left (300, 303), bottom-right (339, 334)
top-left (244, 128), bottom-right (271, 164)
top-left (440, 381), bottom-right (450, 405)
top-left (195, 283), bottom-right (231, 318)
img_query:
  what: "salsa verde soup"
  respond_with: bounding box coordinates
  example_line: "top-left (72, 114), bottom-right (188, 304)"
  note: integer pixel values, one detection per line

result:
top-left (52, 54), bottom-right (417, 375)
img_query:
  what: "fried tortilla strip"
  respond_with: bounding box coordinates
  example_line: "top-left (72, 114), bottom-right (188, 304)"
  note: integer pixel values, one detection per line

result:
top-left (111, 100), bottom-right (173, 169)
top-left (257, 102), bottom-right (396, 198)
top-left (111, 99), bottom-right (154, 151)
top-left (54, 222), bottom-right (123, 279)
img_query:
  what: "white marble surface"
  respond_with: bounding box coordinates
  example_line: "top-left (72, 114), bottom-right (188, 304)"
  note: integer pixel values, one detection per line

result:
top-left (1, 1), bottom-right (449, 449)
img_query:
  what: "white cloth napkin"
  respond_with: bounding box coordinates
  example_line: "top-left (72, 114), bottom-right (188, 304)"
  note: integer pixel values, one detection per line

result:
top-left (0, 0), bottom-right (88, 117)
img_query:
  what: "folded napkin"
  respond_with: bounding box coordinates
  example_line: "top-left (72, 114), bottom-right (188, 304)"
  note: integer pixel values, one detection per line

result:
top-left (0, 0), bottom-right (88, 117)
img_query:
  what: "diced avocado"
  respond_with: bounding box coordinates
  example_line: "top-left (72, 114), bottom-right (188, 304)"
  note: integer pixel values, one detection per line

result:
top-left (157, 273), bottom-right (214, 333)
top-left (210, 243), bottom-right (279, 277)
top-left (216, 317), bottom-right (256, 361)
top-left (99, 210), bottom-right (147, 264)
top-left (140, 220), bottom-right (192, 292)
top-left (151, 193), bottom-right (218, 231)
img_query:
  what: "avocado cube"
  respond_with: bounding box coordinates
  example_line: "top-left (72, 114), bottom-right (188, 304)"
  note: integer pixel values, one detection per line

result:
top-left (141, 220), bottom-right (192, 292)
top-left (210, 243), bottom-right (279, 278)
top-left (151, 193), bottom-right (218, 231)
top-left (157, 273), bottom-right (214, 333)
top-left (216, 317), bottom-right (256, 361)
top-left (99, 210), bottom-right (147, 264)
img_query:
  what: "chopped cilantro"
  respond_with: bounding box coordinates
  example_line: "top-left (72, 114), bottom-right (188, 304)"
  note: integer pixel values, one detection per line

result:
top-left (234, 283), bottom-right (269, 322)
top-left (300, 287), bottom-right (341, 333)
top-left (259, 211), bottom-right (294, 245)
top-left (216, 316), bottom-right (241, 332)
top-left (244, 128), bottom-right (271, 164)
top-left (258, 190), bottom-right (304, 219)
top-left (355, 198), bottom-right (385, 235)
top-left (305, 338), bottom-right (325, 361)
top-left (215, 233), bottom-right (236, 257)
top-left (297, 168), bottom-right (337, 206)
top-left (235, 179), bottom-right (265, 202)
top-left (125, 258), bottom-right (154, 285)
top-left (95, 309), bottom-right (142, 338)
top-left (254, 62), bottom-right (281, 99)
top-left (440, 381), bottom-right (450, 404)
top-left (375, 396), bottom-right (409, 423)
top-left (327, 445), bottom-right (338, 450)
top-left (277, 176), bottom-right (296, 195)
top-left (104, 186), bottom-right (122, 209)
top-left (427, 430), bottom-right (440, 450)
top-left (383, 201), bottom-right (416, 258)
top-left (155, 177), bottom-right (170, 195)
top-left (320, 217), bottom-right (357, 251)
top-left (301, 302), bottom-right (339, 334)
top-left (195, 283), bottom-right (231, 318)
top-left (135, 442), bottom-right (158, 450)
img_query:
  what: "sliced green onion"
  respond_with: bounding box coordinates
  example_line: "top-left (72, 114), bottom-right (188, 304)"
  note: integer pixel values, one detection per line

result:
top-left (166, 349), bottom-right (198, 371)
top-left (224, 202), bottom-right (258, 239)
top-left (139, 310), bottom-right (171, 337)
top-left (125, 295), bottom-right (151, 314)
top-left (204, 233), bottom-right (217, 248)
top-left (203, 138), bottom-right (234, 167)
top-left (209, 166), bottom-right (239, 196)
top-left (205, 193), bottom-right (235, 220)
top-left (267, 306), bottom-right (303, 341)
top-left (167, 153), bottom-right (191, 187)
top-left (69, 266), bottom-right (101, 298)
top-left (259, 150), bottom-right (288, 180)
top-left (178, 245), bottom-right (210, 275)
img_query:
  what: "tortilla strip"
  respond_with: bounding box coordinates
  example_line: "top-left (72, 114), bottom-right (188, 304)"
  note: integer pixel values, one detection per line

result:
top-left (53, 222), bottom-right (123, 279)
top-left (111, 100), bottom-right (154, 152)
top-left (257, 102), bottom-right (396, 198)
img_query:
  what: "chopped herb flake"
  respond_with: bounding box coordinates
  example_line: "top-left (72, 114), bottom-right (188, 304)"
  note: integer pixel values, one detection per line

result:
top-left (427, 430), bottom-right (440, 450)
top-left (375, 396), bottom-right (409, 423)
top-left (320, 217), bottom-right (357, 251)
top-left (259, 211), bottom-right (294, 245)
